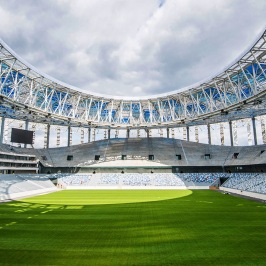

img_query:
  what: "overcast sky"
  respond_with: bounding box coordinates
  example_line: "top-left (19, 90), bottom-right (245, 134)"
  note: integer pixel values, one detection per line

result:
top-left (0, 0), bottom-right (266, 97)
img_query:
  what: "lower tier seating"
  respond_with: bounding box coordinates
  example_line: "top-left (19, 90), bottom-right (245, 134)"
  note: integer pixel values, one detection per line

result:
top-left (222, 173), bottom-right (266, 194)
top-left (0, 174), bottom-right (56, 199)
top-left (59, 173), bottom-right (222, 187)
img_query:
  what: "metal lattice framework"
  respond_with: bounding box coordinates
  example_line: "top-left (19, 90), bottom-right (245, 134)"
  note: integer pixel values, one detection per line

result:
top-left (1, 28), bottom-right (266, 129)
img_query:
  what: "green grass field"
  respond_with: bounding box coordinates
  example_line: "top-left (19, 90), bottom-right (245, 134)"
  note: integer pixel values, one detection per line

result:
top-left (0, 190), bottom-right (266, 266)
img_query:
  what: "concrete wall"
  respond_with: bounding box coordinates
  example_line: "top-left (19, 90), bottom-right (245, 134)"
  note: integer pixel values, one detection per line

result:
top-left (221, 187), bottom-right (266, 200)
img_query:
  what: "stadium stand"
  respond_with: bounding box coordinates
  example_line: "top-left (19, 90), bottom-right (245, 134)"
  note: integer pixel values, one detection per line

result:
top-left (153, 173), bottom-right (185, 186)
top-left (12, 139), bottom-right (266, 173)
top-left (0, 174), bottom-right (56, 200)
top-left (0, 145), bottom-right (38, 174)
top-left (98, 174), bottom-right (120, 185)
top-left (57, 173), bottom-right (219, 188)
top-left (123, 174), bottom-right (152, 186)
top-left (221, 173), bottom-right (266, 195)
top-left (61, 174), bottom-right (92, 185)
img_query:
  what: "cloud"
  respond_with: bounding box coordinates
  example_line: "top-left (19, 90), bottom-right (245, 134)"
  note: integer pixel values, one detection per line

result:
top-left (133, 86), bottom-right (142, 93)
top-left (0, 0), bottom-right (266, 97)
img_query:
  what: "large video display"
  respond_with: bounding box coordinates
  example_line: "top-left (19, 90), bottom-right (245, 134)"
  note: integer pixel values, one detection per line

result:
top-left (11, 128), bottom-right (33, 145)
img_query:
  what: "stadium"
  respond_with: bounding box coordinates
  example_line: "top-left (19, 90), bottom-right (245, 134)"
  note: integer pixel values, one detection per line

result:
top-left (0, 18), bottom-right (266, 266)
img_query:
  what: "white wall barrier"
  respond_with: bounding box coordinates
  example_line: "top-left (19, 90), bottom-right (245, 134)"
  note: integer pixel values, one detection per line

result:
top-left (222, 187), bottom-right (266, 201)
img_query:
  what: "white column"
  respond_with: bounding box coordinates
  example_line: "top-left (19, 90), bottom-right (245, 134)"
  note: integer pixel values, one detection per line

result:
top-left (92, 128), bottom-right (96, 142)
top-left (80, 128), bottom-right (84, 144)
top-left (24, 121), bottom-right (29, 148)
top-left (137, 129), bottom-right (140, 138)
top-left (17, 124), bottom-right (23, 148)
top-left (229, 121), bottom-right (233, 146)
top-left (0, 117), bottom-right (5, 143)
top-left (160, 128), bottom-right (163, 138)
top-left (195, 126), bottom-right (199, 143)
top-left (261, 117), bottom-right (266, 144)
top-left (220, 123), bottom-right (224, 146)
top-left (88, 128), bottom-right (91, 142)
top-left (247, 119), bottom-right (252, 146)
top-left (233, 121), bottom-right (238, 146)
top-left (252, 117), bottom-right (257, 145)
top-left (3, 119), bottom-right (9, 144)
top-left (148, 129), bottom-right (152, 138)
top-left (183, 127), bottom-right (187, 141)
top-left (67, 126), bottom-right (72, 147)
top-left (207, 124), bottom-right (211, 145)
top-left (171, 128), bottom-right (175, 139)
top-left (115, 129), bottom-right (119, 138)
top-left (31, 124), bottom-right (36, 148)
top-left (56, 127), bottom-right (60, 148)
top-left (44, 124), bottom-right (50, 149)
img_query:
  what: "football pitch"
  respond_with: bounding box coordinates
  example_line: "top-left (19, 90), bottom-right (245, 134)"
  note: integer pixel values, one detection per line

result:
top-left (0, 190), bottom-right (266, 266)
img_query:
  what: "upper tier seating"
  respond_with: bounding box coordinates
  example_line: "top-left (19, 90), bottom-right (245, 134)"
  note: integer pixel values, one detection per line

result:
top-left (15, 138), bottom-right (266, 168)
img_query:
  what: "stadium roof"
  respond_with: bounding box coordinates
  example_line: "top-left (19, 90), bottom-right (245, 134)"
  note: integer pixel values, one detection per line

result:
top-left (0, 27), bottom-right (266, 128)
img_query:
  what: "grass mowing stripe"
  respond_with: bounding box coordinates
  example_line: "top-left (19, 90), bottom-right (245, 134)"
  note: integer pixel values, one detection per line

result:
top-left (0, 190), bottom-right (265, 266)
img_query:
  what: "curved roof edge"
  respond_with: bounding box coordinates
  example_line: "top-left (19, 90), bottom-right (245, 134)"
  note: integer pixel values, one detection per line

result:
top-left (0, 25), bottom-right (266, 101)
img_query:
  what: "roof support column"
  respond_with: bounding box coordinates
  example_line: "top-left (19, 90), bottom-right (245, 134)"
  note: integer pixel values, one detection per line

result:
top-left (207, 124), bottom-right (211, 145)
top-left (44, 124), bottom-right (50, 149)
top-left (17, 124), bottom-right (23, 148)
top-left (171, 128), bottom-right (175, 139)
top-left (186, 126), bottom-right (190, 141)
top-left (0, 117), bottom-right (5, 144)
top-left (126, 128), bottom-right (130, 138)
top-left (261, 117), bottom-right (266, 144)
top-left (92, 128), bottom-right (95, 142)
top-left (108, 129), bottom-right (111, 140)
top-left (160, 128), bottom-right (163, 137)
top-left (137, 129), bottom-right (140, 138)
top-left (104, 129), bottom-right (107, 140)
top-left (195, 126), bottom-right (199, 143)
top-left (247, 119), bottom-right (252, 146)
top-left (146, 129), bottom-right (151, 138)
top-left (252, 117), bottom-right (257, 145)
top-left (183, 127), bottom-right (187, 141)
top-left (31, 124), bottom-right (36, 148)
top-left (24, 120), bottom-right (29, 148)
top-left (167, 128), bottom-right (169, 138)
top-left (88, 128), bottom-right (91, 143)
top-left (56, 127), bottom-right (60, 148)
top-left (81, 128), bottom-right (84, 144)
top-left (220, 123), bottom-right (224, 146)
top-left (233, 121), bottom-right (238, 146)
top-left (115, 129), bottom-right (118, 138)
top-left (229, 121), bottom-right (233, 146)
top-left (67, 126), bottom-right (72, 147)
